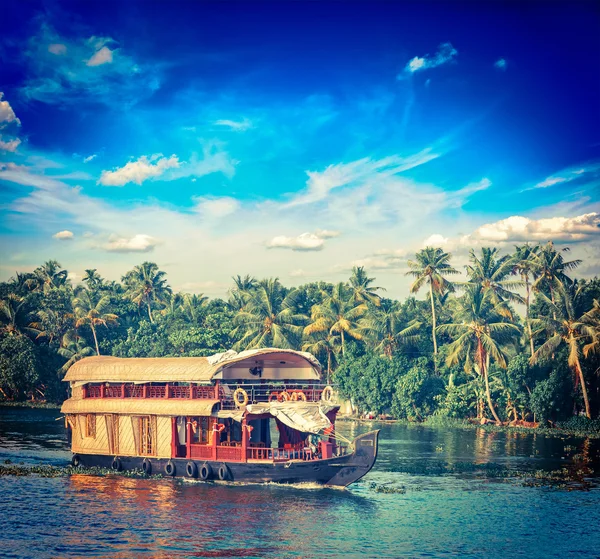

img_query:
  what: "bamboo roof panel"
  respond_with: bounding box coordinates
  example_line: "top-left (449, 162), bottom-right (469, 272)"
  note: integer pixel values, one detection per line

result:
top-left (61, 397), bottom-right (220, 416)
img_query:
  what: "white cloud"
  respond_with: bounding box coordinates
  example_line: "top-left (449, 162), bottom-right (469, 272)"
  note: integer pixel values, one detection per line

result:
top-left (20, 22), bottom-right (160, 107)
top-left (0, 137), bottom-right (21, 152)
top-left (53, 230), bottom-right (74, 240)
top-left (266, 229), bottom-right (340, 252)
top-left (524, 163), bottom-right (600, 192)
top-left (83, 154), bottom-right (97, 163)
top-left (103, 234), bottom-right (159, 253)
top-left (0, 93), bottom-right (20, 127)
top-left (48, 43), bottom-right (67, 55)
top-left (402, 43), bottom-right (458, 75)
top-left (86, 46), bottom-right (114, 67)
top-left (193, 196), bottom-right (240, 218)
top-left (214, 118), bottom-right (252, 131)
top-left (289, 269), bottom-right (308, 278)
top-left (286, 149), bottom-right (439, 207)
top-left (494, 58), bottom-right (507, 70)
top-left (99, 155), bottom-right (180, 186)
top-left (423, 234), bottom-right (449, 246)
top-left (462, 213), bottom-right (600, 244)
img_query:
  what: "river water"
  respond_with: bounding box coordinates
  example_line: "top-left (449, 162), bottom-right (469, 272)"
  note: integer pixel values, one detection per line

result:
top-left (1, 408), bottom-right (599, 559)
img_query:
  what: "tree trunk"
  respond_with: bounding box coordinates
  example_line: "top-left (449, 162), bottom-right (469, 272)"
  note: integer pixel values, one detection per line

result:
top-left (91, 323), bottom-right (100, 356)
top-left (572, 348), bottom-right (591, 419)
top-left (525, 276), bottom-right (535, 358)
top-left (147, 301), bottom-right (154, 324)
top-left (340, 329), bottom-right (345, 356)
top-left (429, 281), bottom-right (438, 355)
top-left (327, 349), bottom-right (332, 385)
top-left (479, 342), bottom-right (501, 423)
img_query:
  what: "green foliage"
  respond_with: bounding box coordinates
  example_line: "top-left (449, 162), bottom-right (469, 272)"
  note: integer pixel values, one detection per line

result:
top-left (0, 335), bottom-right (41, 400)
top-left (529, 364), bottom-right (573, 424)
top-left (391, 358), bottom-right (444, 420)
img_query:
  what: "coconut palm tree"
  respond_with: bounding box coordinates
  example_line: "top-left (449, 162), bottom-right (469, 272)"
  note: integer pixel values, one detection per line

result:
top-left (122, 262), bottom-right (172, 323)
top-left (82, 269), bottom-right (105, 291)
top-left (72, 288), bottom-right (118, 355)
top-left (232, 278), bottom-right (307, 350)
top-left (465, 248), bottom-right (524, 315)
top-left (532, 242), bottom-right (581, 305)
top-left (530, 285), bottom-right (597, 419)
top-left (34, 260), bottom-right (68, 292)
top-left (348, 266), bottom-right (385, 306)
top-left (232, 274), bottom-right (258, 292)
top-left (0, 295), bottom-right (39, 337)
top-left (437, 284), bottom-right (521, 423)
top-left (181, 293), bottom-right (209, 323)
top-left (302, 331), bottom-right (341, 384)
top-left (58, 330), bottom-right (95, 372)
top-left (305, 283), bottom-right (366, 356)
top-left (30, 308), bottom-right (74, 346)
top-left (406, 247), bottom-right (459, 355)
top-left (511, 244), bottom-right (541, 357)
top-left (359, 302), bottom-right (422, 358)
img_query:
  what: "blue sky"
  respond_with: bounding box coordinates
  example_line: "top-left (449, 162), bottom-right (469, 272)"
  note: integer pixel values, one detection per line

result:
top-left (1, 0), bottom-right (599, 297)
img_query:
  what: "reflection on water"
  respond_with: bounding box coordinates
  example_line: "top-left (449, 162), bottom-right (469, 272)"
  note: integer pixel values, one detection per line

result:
top-left (1, 408), bottom-right (600, 558)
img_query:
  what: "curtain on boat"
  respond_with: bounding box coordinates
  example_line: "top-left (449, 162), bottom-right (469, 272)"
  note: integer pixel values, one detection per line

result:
top-left (246, 402), bottom-right (336, 435)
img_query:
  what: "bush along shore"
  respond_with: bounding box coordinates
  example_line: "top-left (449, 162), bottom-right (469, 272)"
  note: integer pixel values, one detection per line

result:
top-left (1, 242), bottom-right (599, 427)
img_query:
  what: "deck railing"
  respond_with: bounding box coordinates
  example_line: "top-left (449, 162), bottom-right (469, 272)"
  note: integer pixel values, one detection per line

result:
top-left (82, 382), bottom-right (330, 404)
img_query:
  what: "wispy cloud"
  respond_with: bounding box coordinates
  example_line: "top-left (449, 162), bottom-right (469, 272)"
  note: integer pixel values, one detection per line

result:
top-left (192, 196), bottom-right (241, 218)
top-left (526, 163), bottom-right (600, 191)
top-left (83, 154), bottom-right (97, 163)
top-left (285, 148), bottom-right (439, 207)
top-left (401, 42), bottom-right (458, 76)
top-left (494, 58), bottom-right (507, 70)
top-left (19, 21), bottom-right (160, 107)
top-left (214, 118), bottom-right (253, 131)
top-left (0, 137), bottom-right (21, 152)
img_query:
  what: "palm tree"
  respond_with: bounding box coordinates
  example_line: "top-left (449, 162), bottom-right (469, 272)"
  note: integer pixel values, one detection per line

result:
top-left (182, 293), bottom-right (209, 323)
top-left (122, 262), bottom-right (172, 323)
top-left (232, 278), bottom-right (307, 349)
top-left (532, 242), bottom-right (581, 306)
top-left (30, 308), bottom-right (74, 346)
top-left (511, 244), bottom-right (540, 357)
top-left (0, 295), bottom-right (39, 337)
top-left (359, 302), bottom-right (422, 358)
top-left (348, 266), bottom-right (385, 306)
top-left (72, 288), bottom-right (118, 355)
top-left (82, 269), bottom-right (105, 291)
top-left (232, 274), bottom-right (257, 292)
top-left (406, 247), bottom-right (459, 355)
top-left (582, 300), bottom-right (600, 359)
top-left (530, 285), bottom-right (597, 419)
top-left (305, 283), bottom-right (366, 356)
top-left (302, 331), bottom-right (341, 383)
top-left (58, 330), bottom-right (95, 372)
top-left (437, 284), bottom-right (521, 423)
top-left (34, 260), bottom-right (68, 292)
top-left (465, 248), bottom-right (524, 315)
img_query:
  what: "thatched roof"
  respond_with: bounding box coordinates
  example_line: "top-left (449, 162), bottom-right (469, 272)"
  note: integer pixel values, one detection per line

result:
top-left (63, 348), bottom-right (322, 383)
top-left (61, 397), bottom-right (219, 416)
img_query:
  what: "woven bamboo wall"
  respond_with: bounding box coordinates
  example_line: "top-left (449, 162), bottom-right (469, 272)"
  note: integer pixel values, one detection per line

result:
top-left (72, 414), bottom-right (109, 455)
top-left (71, 413), bottom-right (173, 458)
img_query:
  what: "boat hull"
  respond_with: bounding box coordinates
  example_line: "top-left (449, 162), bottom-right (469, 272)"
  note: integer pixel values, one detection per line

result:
top-left (70, 430), bottom-right (379, 487)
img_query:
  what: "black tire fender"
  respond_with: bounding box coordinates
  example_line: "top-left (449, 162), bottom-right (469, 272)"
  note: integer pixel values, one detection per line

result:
top-left (142, 458), bottom-right (152, 476)
top-left (186, 461), bottom-right (198, 478)
top-left (164, 460), bottom-right (176, 477)
top-left (111, 457), bottom-right (122, 471)
top-left (199, 462), bottom-right (212, 481)
top-left (71, 454), bottom-right (81, 467)
top-left (218, 464), bottom-right (230, 481)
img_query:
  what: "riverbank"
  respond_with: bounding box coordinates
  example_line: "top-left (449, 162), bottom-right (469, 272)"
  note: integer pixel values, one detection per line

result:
top-left (339, 414), bottom-right (600, 439)
top-left (0, 400), bottom-right (61, 409)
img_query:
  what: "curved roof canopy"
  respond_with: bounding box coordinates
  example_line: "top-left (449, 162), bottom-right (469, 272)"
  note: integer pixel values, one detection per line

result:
top-left (63, 348), bottom-right (322, 383)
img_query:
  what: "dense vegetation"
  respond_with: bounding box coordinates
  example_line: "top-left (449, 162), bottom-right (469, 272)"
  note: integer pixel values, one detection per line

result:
top-left (1, 242), bottom-right (599, 425)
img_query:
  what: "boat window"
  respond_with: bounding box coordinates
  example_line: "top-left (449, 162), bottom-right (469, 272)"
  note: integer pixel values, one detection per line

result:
top-left (191, 416), bottom-right (214, 444)
top-left (85, 414), bottom-right (96, 439)
top-left (139, 416), bottom-right (156, 455)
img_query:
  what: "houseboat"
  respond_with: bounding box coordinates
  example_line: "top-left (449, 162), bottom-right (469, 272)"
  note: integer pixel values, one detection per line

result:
top-left (60, 348), bottom-right (379, 487)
